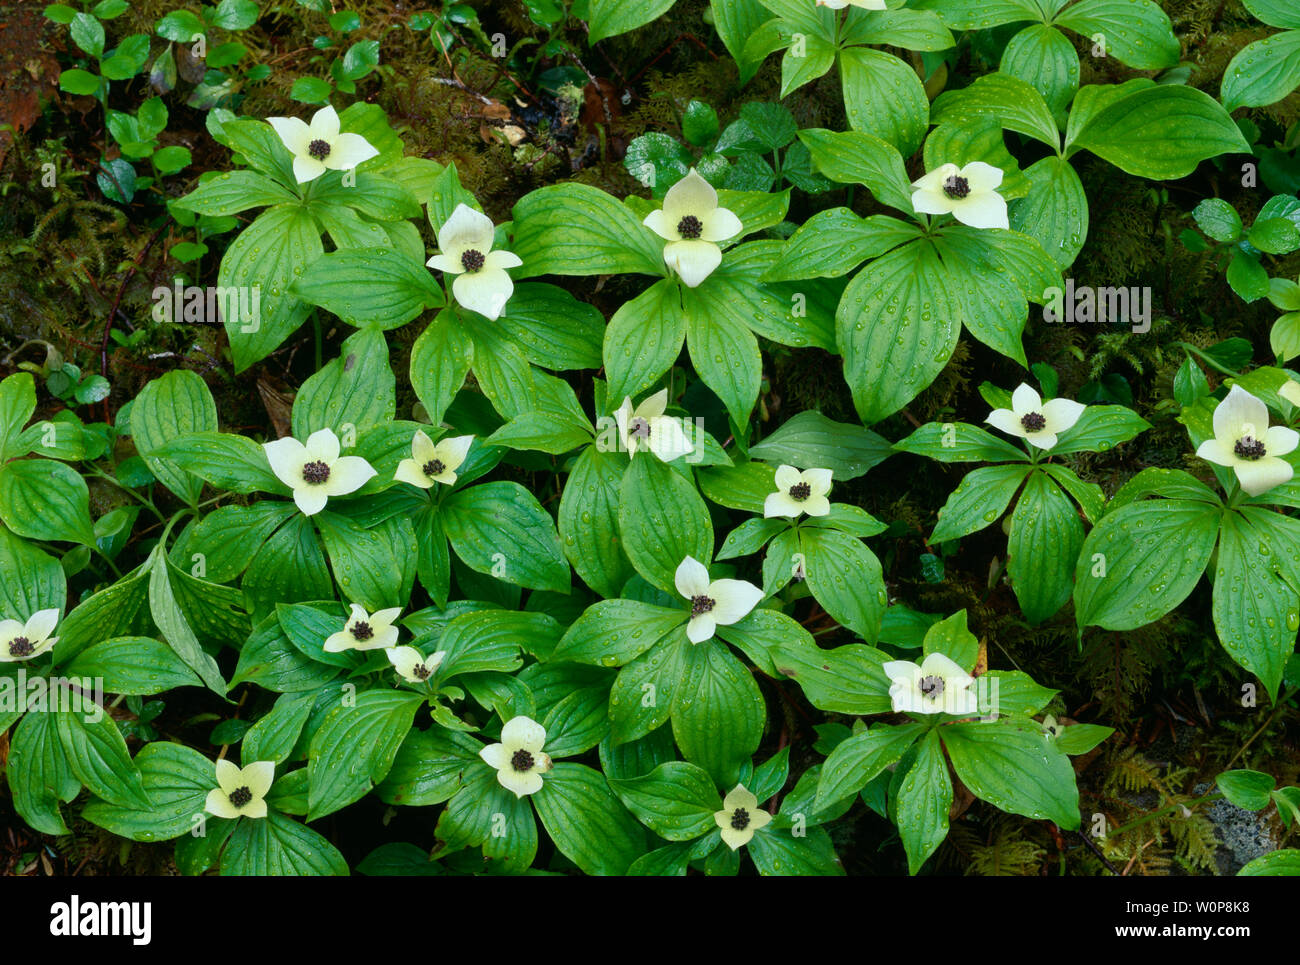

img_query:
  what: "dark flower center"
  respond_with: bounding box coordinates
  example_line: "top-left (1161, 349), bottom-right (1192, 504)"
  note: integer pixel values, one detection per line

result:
top-left (412, 663), bottom-right (432, 680)
top-left (1020, 412), bottom-right (1046, 432)
top-left (942, 175), bottom-right (970, 200)
top-left (307, 139), bottom-right (331, 160)
top-left (228, 786), bottom-right (253, 808)
top-left (630, 417), bottom-right (652, 440)
top-left (461, 249), bottom-right (485, 272)
top-left (8, 636), bottom-right (34, 658)
top-left (677, 215), bottom-right (703, 240)
top-left (1234, 435), bottom-right (1267, 460)
top-left (301, 460), bottom-right (331, 484)
top-left (788, 482), bottom-right (811, 501)
top-left (730, 808), bottom-right (750, 831)
top-left (919, 675), bottom-right (945, 699)
top-left (690, 595), bottom-right (715, 617)
top-left (511, 749), bottom-right (535, 772)
top-left (351, 621), bottom-right (374, 642)
top-left (422, 459), bottom-right (446, 477)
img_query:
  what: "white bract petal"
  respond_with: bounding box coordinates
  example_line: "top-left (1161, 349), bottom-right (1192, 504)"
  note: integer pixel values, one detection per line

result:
top-left (910, 161), bottom-right (1009, 230)
top-left (883, 652), bottom-right (979, 716)
top-left (262, 428), bottom-right (376, 516)
top-left (714, 783), bottom-right (772, 850)
top-left (616, 391), bottom-right (694, 462)
top-left (645, 168), bottom-right (739, 287)
top-left (205, 759), bottom-right (274, 820)
top-left (764, 464), bottom-right (833, 518)
top-left (677, 556), bottom-right (762, 643)
top-left (1198, 385), bottom-right (1297, 496)
top-left (1280, 380), bottom-right (1300, 407)
top-left (481, 715), bottom-right (553, 798)
top-left (985, 382), bottom-right (1085, 451)
top-left (267, 105), bottom-right (377, 183)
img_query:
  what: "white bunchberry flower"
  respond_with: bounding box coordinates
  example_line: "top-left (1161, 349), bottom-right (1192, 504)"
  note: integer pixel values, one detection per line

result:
top-left (1280, 380), bottom-right (1300, 408)
top-left (882, 652), bottom-right (979, 716)
top-left (764, 465), bottom-right (832, 518)
top-left (643, 168), bottom-right (742, 288)
top-left (985, 383), bottom-right (1085, 451)
top-left (910, 161), bottom-right (1009, 230)
top-left (394, 430), bottom-right (473, 489)
top-left (675, 556), bottom-right (764, 644)
top-left (263, 428), bottom-right (376, 516)
top-left (1196, 385), bottom-right (1299, 497)
top-left (387, 646), bottom-right (446, 684)
top-left (267, 105), bottom-right (378, 184)
top-left (614, 390), bottom-right (693, 462)
top-left (714, 784), bottom-right (772, 850)
top-left (1041, 715), bottom-right (1065, 739)
top-left (426, 204), bottom-right (522, 320)
top-left (324, 603), bottom-right (402, 653)
top-left (0, 609), bottom-right (59, 662)
top-left (479, 716), bottom-right (553, 798)
top-left (205, 759), bottom-right (274, 820)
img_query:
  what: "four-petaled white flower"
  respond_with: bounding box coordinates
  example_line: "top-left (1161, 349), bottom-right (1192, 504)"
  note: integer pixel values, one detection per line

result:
top-left (1196, 385), bottom-right (1299, 497)
top-left (267, 105), bottom-right (378, 184)
top-left (387, 645), bottom-right (446, 684)
top-left (395, 430), bottom-right (473, 489)
top-left (324, 603), bottom-right (402, 653)
top-left (1280, 380), bottom-right (1300, 408)
top-left (479, 715), bottom-right (553, 798)
top-left (427, 204), bottom-right (522, 321)
top-left (205, 759), bottom-right (274, 820)
top-left (764, 465), bottom-right (832, 518)
top-left (674, 556), bottom-right (764, 644)
top-left (0, 608), bottom-right (59, 663)
top-left (986, 383), bottom-right (1085, 451)
top-left (264, 427), bottom-right (376, 516)
top-left (643, 168), bottom-right (743, 288)
top-left (1041, 714), bottom-right (1065, 739)
top-left (714, 784), bottom-right (772, 850)
top-left (910, 161), bottom-right (1009, 230)
top-left (614, 390), bottom-right (694, 462)
top-left (882, 652), bottom-right (979, 715)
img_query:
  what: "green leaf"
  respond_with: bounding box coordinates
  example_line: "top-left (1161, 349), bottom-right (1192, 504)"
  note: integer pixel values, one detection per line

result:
top-left (512, 183), bottom-right (665, 278)
top-left (0, 523), bottom-right (65, 620)
top-left (409, 313), bottom-right (473, 428)
top-left (558, 445), bottom-right (635, 598)
top-left (838, 48), bottom-right (929, 156)
top-left (314, 512), bottom-right (414, 611)
top-left (764, 209), bottom-right (919, 282)
top-left (797, 128), bottom-right (912, 213)
top-left (64, 636), bottom-right (204, 695)
top-left (80, 742), bottom-right (213, 841)
top-left (1193, 198), bottom-right (1243, 243)
top-left (155, 432), bottom-right (286, 495)
top-left (291, 328), bottom-right (395, 438)
top-left (609, 761), bottom-right (721, 840)
top-left (0, 459), bottom-right (96, 546)
top-left (1213, 509), bottom-right (1300, 699)
top-left (534, 762), bottom-right (646, 874)
top-left (175, 171), bottom-right (298, 216)
top-left (894, 730), bottom-right (951, 874)
top-left (1051, 404), bottom-right (1150, 455)
top-left (602, 279), bottom-right (686, 407)
top-left (1067, 85), bottom-right (1251, 179)
top-left (771, 637), bottom-right (892, 714)
top-left (673, 640), bottom-right (764, 786)
top-left (1216, 768), bottom-right (1276, 810)
top-left (838, 239), bottom-right (960, 423)
top-left (587, 0), bottom-right (675, 41)
top-left (942, 720), bottom-right (1081, 828)
top-left (156, 9), bottom-right (205, 41)
top-left (749, 411), bottom-right (892, 479)
top-left (894, 421), bottom-right (1028, 463)
top-left (1007, 471), bottom-right (1084, 624)
top-left (618, 455), bottom-right (713, 595)
top-left (441, 481), bottom-right (570, 592)
top-left (815, 723), bottom-right (924, 810)
top-left (1011, 156), bottom-right (1088, 269)
top-left (1074, 499), bottom-right (1220, 632)
top-left (376, 726), bottom-right (482, 806)
top-left (131, 370), bottom-right (217, 505)
top-left (7, 711), bottom-right (79, 835)
top-left (553, 598), bottom-right (685, 667)
top-left (221, 811), bottom-right (349, 875)
top-left (486, 283), bottom-right (604, 371)
top-left (1221, 30), bottom-right (1300, 112)
top-left (0, 372), bottom-right (36, 460)
top-left (1055, 0), bottom-right (1179, 69)
top-left (148, 547), bottom-right (226, 694)
top-left (219, 204), bottom-right (323, 371)
top-left (931, 71), bottom-right (1059, 149)
top-left (931, 464), bottom-right (1031, 542)
top-left (307, 690), bottom-right (423, 819)
top-left (56, 710), bottom-right (150, 810)
top-left (800, 527), bottom-right (886, 641)
top-left (1000, 24), bottom-right (1079, 119)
